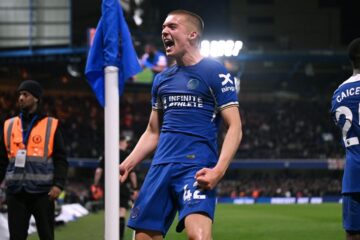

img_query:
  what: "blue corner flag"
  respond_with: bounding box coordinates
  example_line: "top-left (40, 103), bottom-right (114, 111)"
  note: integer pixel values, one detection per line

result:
top-left (85, 0), bottom-right (141, 107)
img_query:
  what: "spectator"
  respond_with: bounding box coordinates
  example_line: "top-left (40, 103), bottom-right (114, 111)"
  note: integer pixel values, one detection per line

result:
top-left (140, 43), bottom-right (167, 80)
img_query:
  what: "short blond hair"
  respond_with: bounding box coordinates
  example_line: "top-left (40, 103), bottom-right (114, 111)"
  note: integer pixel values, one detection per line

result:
top-left (167, 10), bottom-right (204, 39)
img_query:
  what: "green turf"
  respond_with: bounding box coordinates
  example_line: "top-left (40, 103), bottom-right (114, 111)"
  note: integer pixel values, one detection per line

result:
top-left (28, 204), bottom-right (343, 240)
top-left (134, 68), bottom-right (153, 83)
top-left (28, 210), bottom-right (106, 240)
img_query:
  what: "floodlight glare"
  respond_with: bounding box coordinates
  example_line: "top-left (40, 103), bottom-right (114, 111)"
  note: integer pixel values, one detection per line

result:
top-left (224, 40), bottom-right (234, 57)
top-left (200, 40), bottom-right (210, 57)
top-left (200, 40), bottom-right (243, 57)
top-left (232, 41), bottom-right (243, 57)
top-left (210, 40), bottom-right (221, 57)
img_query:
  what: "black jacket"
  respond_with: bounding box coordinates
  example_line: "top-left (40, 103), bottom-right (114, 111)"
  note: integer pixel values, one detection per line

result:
top-left (0, 111), bottom-right (68, 193)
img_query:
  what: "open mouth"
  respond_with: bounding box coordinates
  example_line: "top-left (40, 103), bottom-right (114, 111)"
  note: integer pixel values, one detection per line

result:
top-left (163, 39), bottom-right (175, 51)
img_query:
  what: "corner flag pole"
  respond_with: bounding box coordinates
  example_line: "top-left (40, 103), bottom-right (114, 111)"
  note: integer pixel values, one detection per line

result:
top-left (105, 66), bottom-right (120, 240)
top-left (85, 0), bottom-right (141, 236)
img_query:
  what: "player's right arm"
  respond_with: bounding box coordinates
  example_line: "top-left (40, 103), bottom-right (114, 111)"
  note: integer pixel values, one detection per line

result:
top-left (120, 109), bottom-right (161, 183)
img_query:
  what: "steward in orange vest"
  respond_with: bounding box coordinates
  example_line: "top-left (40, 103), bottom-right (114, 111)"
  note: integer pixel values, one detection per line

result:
top-left (0, 80), bottom-right (68, 240)
top-left (3, 116), bottom-right (59, 193)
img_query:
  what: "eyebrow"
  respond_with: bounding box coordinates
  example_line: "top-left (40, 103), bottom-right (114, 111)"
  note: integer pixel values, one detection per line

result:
top-left (163, 23), bottom-right (177, 29)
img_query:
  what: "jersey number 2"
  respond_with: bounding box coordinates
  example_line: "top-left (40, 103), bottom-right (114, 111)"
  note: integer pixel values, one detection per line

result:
top-left (335, 105), bottom-right (360, 147)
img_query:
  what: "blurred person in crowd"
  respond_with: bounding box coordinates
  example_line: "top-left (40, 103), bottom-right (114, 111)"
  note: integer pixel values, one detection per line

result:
top-left (0, 80), bottom-right (68, 240)
top-left (140, 43), bottom-right (167, 80)
top-left (331, 38), bottom-right (360, 240)
top-left (92, 136), bottom-right (138, 240)
top-left (120, 9), bottom-right (242, 240)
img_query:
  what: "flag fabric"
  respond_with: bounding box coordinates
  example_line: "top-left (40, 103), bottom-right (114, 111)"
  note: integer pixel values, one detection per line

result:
top-left (85, 0), bottom-right (141, 107)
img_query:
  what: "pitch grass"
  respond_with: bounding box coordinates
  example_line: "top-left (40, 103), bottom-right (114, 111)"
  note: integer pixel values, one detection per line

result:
top-left (28, 203), bottom-right (343, 240)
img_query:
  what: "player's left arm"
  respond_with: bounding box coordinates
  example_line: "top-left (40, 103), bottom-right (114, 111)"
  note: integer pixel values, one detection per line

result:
top-left (195, 106), bottom-right (242, 190)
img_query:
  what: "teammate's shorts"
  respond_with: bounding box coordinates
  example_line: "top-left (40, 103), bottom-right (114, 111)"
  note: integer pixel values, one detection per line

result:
top-left (127, 162), bottom-right (216, 236)
top-left (120, 185), bottom-right (131, 209)
top-left (343, 193), bottom-right (360, 232)
top-left (120, 194), bottom-right (131, 209)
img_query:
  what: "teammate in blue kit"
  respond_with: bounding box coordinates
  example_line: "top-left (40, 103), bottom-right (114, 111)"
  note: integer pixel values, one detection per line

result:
top-left (120, 9), bottom-right (242, 240)
top-left (140, 43), bottom-right (168, 80)
top-left (331, 38), bottom-right (360, 240)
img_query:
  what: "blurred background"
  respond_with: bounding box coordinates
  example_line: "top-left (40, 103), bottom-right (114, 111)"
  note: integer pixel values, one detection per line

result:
top-left (0, 0), bottom-right (359, 231)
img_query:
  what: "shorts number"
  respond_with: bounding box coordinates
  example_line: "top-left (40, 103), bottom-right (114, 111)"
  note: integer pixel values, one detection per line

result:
top-left (335, 105), bottom-right (360, 147)
top-left (183, 184), bottom-right (206, 202)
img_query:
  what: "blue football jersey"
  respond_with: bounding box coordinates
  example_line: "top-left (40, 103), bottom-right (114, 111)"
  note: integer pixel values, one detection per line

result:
top-left (331, 74), bottom-right (360, 193)
top-left (151, 58), bottom-right (239, 167)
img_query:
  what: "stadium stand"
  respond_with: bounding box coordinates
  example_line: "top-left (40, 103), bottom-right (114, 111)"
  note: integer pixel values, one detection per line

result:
top-left (0, 87), bottom-right (344, 159)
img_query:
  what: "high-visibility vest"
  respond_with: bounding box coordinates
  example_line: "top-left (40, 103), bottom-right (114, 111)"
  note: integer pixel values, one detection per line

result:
top-left (3, 116), bottom-right (58, 193)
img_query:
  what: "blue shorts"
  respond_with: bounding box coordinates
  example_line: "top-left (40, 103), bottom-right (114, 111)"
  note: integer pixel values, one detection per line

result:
top-left (127, 163), bottom-right (216, 236)
top-left (343, 193), bottom-right (360, 232)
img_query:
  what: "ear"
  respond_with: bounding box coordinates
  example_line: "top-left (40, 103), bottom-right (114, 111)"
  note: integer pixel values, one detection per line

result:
top-left (188, 31), bottom-right (197, 41)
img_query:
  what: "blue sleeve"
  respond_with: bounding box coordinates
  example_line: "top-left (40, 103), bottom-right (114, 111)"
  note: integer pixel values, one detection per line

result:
top-left (151, 74), bottom-right (162, 110)
top-left (208, 62), bottom-right (239, 110)
top-left (144, 61), bottom-right (154, 68)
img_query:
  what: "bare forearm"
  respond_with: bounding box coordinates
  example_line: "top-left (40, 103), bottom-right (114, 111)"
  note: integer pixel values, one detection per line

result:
top-left (214, 120), bottom-right (242, 176)
top-left (120, 110), bottom-right (161, 182)
top-left (123, 129), bottom-right (159, 171)
top-left (195, 123), bottom-right (242, 190)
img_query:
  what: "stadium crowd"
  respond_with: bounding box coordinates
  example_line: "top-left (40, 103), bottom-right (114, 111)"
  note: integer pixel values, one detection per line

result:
top-left (0, 88), bottom-right (344, 201)
top-left (237, 100), bottom-right (343, 159)
top-left (217, 171), bottom-right (342, 198)
top-left (0, 89), bottom-right (343, 159)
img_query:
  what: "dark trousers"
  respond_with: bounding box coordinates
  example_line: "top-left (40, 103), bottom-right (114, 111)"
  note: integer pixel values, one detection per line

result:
top-left (7, 191), bottom-right (55, 240)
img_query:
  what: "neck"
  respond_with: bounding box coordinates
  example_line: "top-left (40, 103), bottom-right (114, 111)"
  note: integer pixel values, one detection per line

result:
top-left (28, 104), bottom-right (38, 114)
top-left (176, 47), bottom-right (203, 66)
top-left (353, 69), bottom-right (360, 76)
top-left (21, 104), bottom-right (38, 118)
